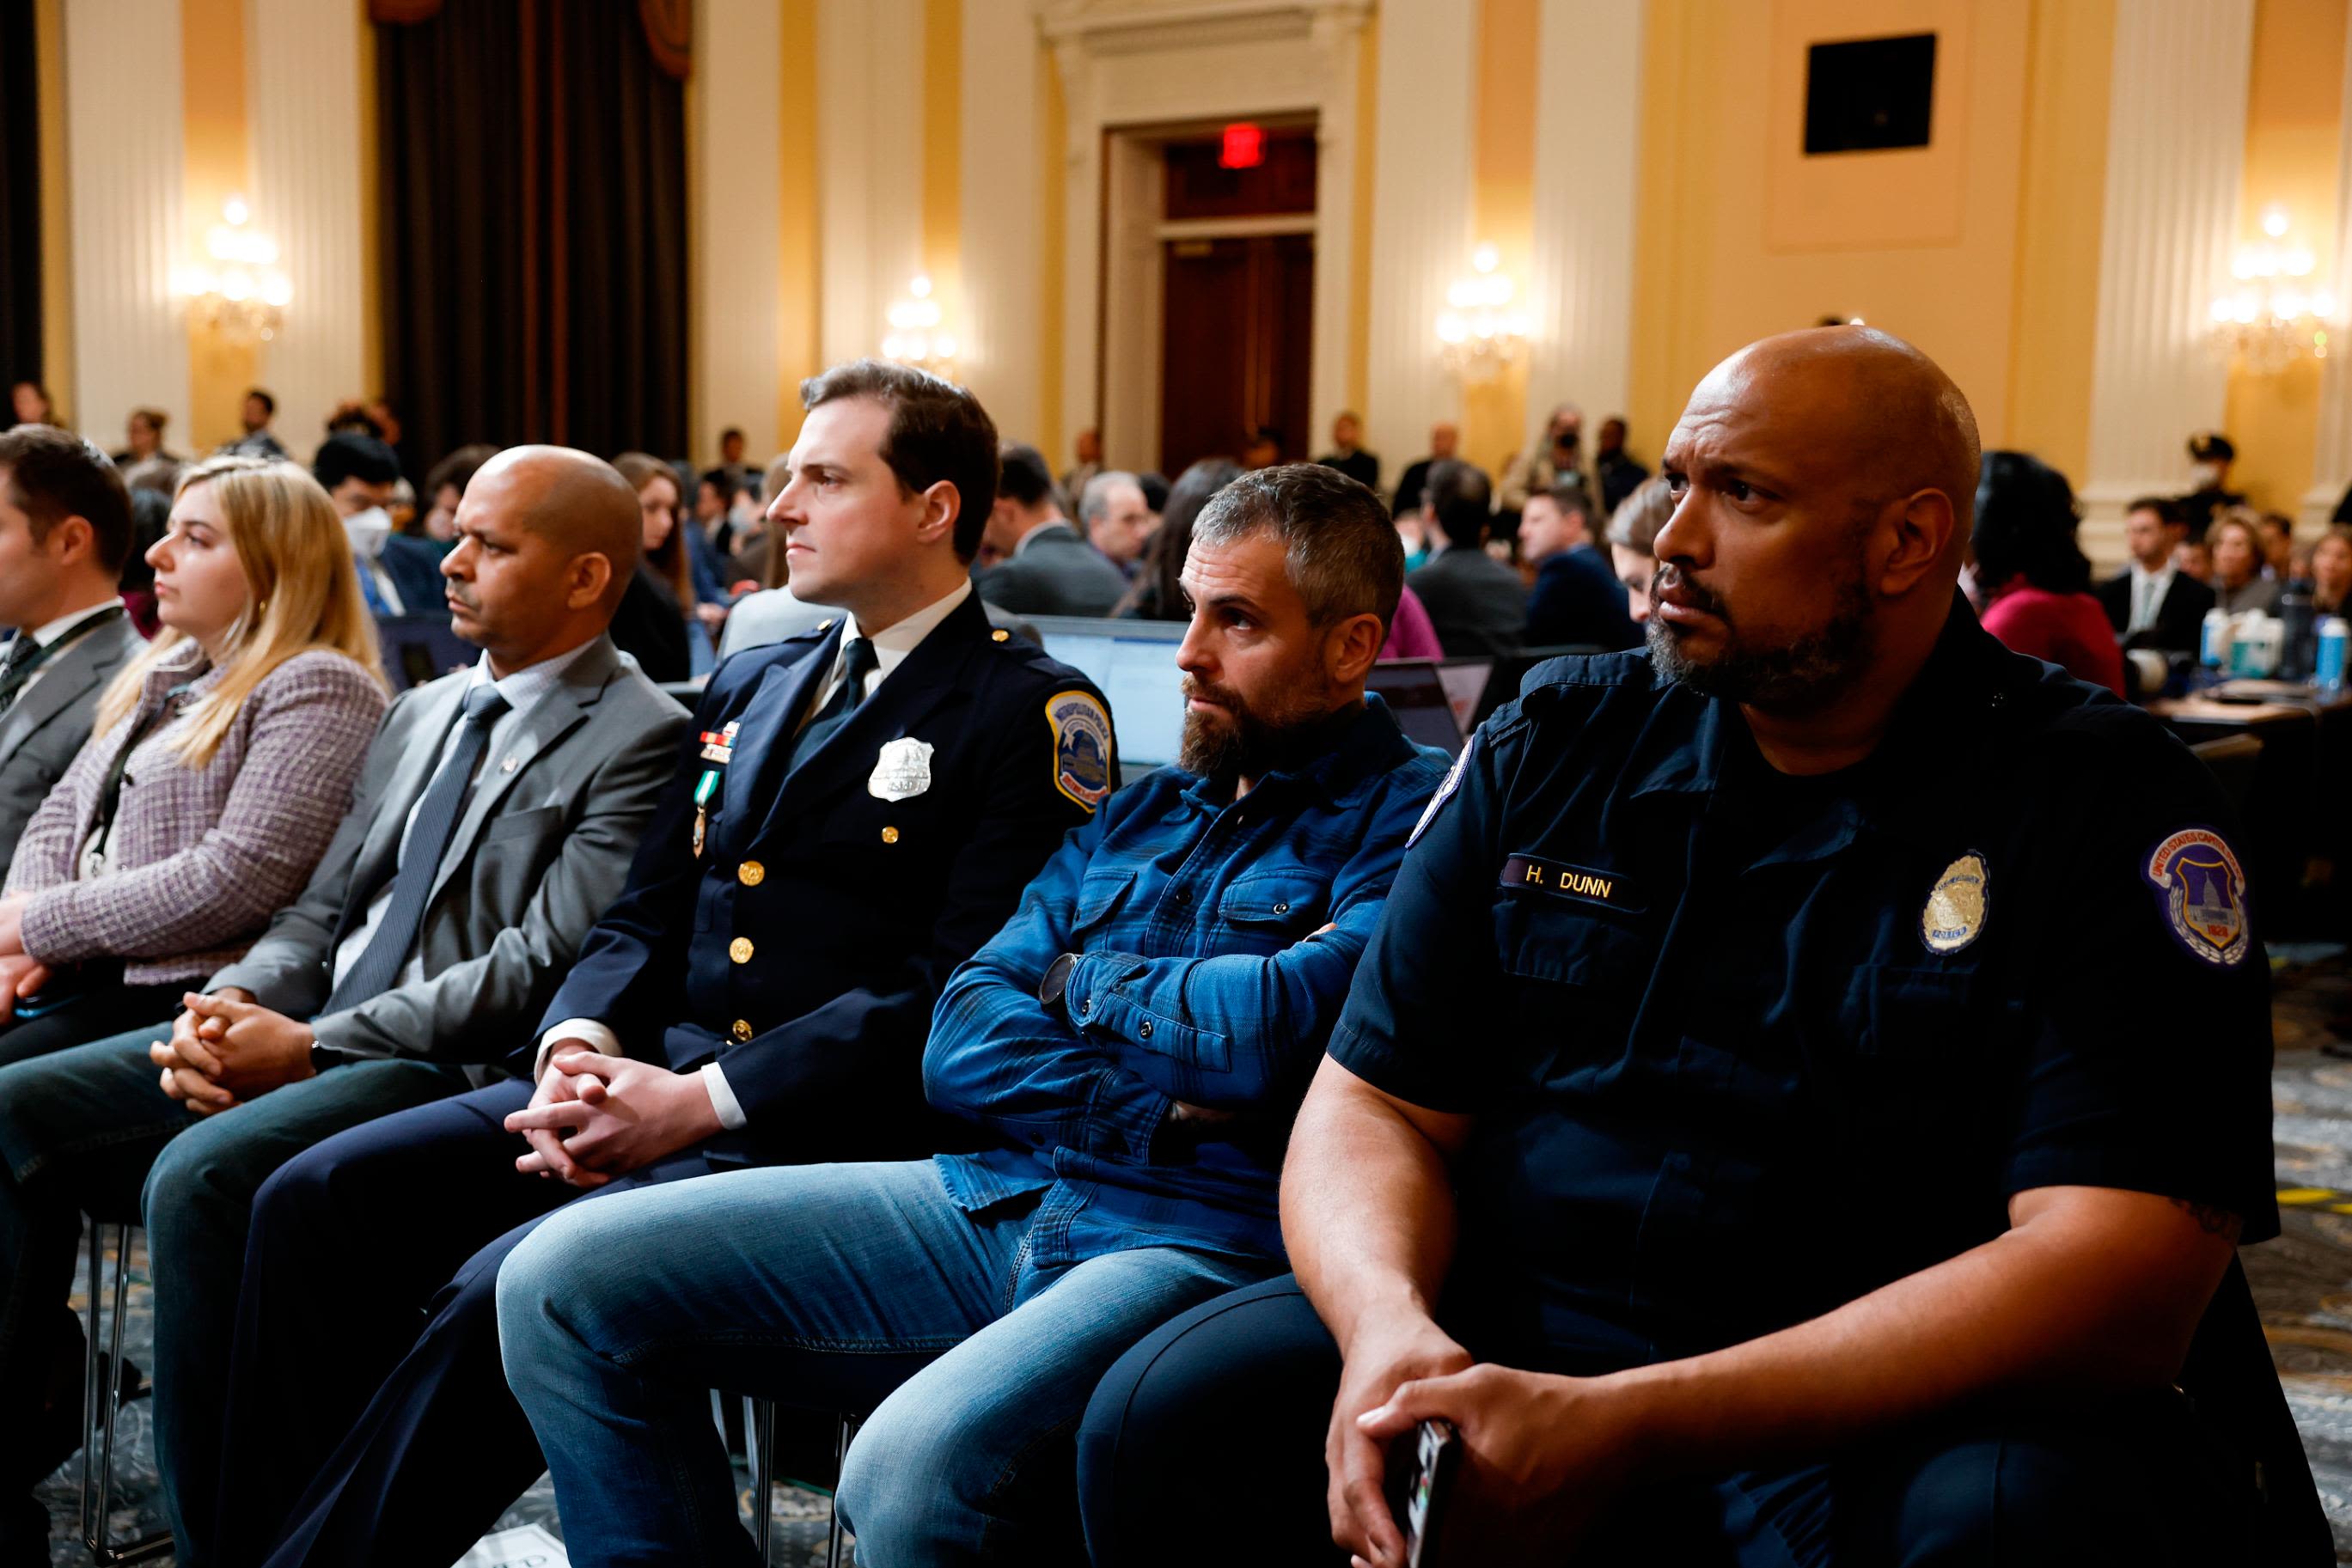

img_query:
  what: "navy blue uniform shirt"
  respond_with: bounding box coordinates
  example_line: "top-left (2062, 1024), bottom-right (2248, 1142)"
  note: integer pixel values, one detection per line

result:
top-left (1329, 595), bottom-right (2277, 1371)
top-left (926, 695), bottom-right (1450, 1284)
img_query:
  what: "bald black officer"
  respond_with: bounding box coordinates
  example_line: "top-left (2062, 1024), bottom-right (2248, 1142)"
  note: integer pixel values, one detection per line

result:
top-left (1077, 328), bottom-right (2324, 1566)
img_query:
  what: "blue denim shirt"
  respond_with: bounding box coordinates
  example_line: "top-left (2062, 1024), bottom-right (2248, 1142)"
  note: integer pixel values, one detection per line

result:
top-left (924, 693), bottom-right (1450, 1278)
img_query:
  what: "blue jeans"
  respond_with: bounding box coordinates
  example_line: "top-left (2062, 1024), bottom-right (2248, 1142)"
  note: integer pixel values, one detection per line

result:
top-left (0, 1022), bottom-right (464, 1559)
top-left (497, 1158), bottom-right (1268, 1568)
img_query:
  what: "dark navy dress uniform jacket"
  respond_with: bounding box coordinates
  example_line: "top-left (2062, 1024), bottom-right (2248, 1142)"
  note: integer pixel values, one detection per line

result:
top-left (522, 590), bottom-right (1110, 1165)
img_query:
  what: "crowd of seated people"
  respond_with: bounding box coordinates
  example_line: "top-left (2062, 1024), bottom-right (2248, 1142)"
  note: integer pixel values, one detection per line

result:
top-left (0, 331), bottom-right (2324, 1568)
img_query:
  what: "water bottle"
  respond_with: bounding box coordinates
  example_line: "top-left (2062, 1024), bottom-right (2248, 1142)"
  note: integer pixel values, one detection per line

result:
top-left (2318, 615), bottom-right (2349, 692)
top-left (2280, 579), bottom-right (2317, 680)
top-left (2231, 612), bottom-right (2270, 678)
top-left (2202, 607), bottom-right (2233, 670)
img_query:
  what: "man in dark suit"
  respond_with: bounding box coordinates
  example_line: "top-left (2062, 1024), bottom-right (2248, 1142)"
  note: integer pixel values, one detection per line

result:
top-left (975, 442), bottom-right (1128, 615)
top-left (1519, 479), bottom-right (1641, 650)
top-left (1390, 419), bottom-right (1462, 516)
top-left (0, 447), bottom-right (686, 1561)
top-left (1317, 409), bottom-right (1379, 490)
top-left (213, 362), bottom-right (1114, 1568)
top-left (1405, 459), bottom-right (1528, 656)
top-left (0, 427), bottom-right (147, 888)
top-left (317, 432), bottom-right (446, 615)
top-left (2097, 496), bottom-right (2215, 660)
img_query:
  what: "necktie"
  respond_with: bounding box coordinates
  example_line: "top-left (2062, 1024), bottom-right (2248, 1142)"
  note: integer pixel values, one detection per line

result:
top-left (323, 684), bottom-right (510, 1013)
top-left (0, 638), bottom-right (39, 719)
top-left (787, 637), bottom-right (878, 772)
top-left (355, 554), bottom-right (393, 616)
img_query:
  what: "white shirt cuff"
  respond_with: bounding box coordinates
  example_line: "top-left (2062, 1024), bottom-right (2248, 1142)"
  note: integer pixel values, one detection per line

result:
top-left (535, 1017), bottom-right (622, 1082)
top-left (700, 1062), bottom-right (748, 1131)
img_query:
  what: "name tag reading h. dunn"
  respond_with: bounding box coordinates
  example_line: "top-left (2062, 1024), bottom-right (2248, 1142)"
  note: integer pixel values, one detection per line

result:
top-left (1500, 853), bottom-right (1642, 912)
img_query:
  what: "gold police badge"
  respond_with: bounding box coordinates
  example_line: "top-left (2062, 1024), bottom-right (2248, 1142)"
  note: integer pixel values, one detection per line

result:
top-left (1921, 853), bottom-right (1989, 955)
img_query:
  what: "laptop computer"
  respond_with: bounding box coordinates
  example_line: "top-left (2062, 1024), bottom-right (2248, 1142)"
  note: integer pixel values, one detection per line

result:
top-left (1366, 658), bottom-right (1469, 758)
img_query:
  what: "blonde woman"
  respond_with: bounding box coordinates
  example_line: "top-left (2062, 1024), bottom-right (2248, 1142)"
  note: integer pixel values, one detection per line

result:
top-left (0, 456), bottom-right (388, 1064)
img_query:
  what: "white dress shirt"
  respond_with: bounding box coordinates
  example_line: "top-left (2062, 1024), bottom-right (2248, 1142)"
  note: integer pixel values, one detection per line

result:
top-left (538, 579), bottom-right (974, 1128)
top-left (325, 642), bottom-right (596, 994)
top-left (2127, 562), bottom-right (2178, 636)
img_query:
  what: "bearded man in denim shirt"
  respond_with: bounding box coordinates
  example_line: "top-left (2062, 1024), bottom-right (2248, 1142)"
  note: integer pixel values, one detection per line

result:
top-left (492, 463), bottom-right (1448, 1567)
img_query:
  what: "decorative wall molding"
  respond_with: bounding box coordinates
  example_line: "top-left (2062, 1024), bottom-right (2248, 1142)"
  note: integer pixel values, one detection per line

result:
top-left (1527, 0), bottom-right (1643, 445)
top-left (1043, 0), bottom-right (1373, 468)
top-left (692, 0), bottom-right (784, 463)
top-left (249, 0), bottom-right (367, 467)
top-left (818, 0), bottom-right (926, 373)
top-left (2081, 0), bottom-right (2253, 549)
top-left (1360, 0), bottom-right (1472, 486)
top-left (2306, 15), bottom-right (2352, 529)
top-left (959, 0), bottom-right (1048, 444)
top-left (64, 0), bottom-right (189, 447)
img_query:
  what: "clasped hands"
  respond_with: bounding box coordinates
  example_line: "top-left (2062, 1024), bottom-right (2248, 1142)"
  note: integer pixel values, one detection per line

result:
top-left (150, 989), bottom-right (315, 1113)
top-left (500, 1046), bottom-right (721, 1189)
top-left (0, 891), bottom-right (47, 1024)
top-left (1328, 1311), bottom-right (1646, 1568)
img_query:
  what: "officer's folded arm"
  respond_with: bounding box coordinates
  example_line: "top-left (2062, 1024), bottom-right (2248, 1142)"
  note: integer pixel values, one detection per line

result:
top-left (1287, 1052), bottom-right (2244, 1566)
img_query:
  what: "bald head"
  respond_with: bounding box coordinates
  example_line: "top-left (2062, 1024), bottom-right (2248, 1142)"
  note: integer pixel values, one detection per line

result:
top-left (1700, 326), bottom-right (1980, 550)
top-left (465, 446), bottom-right (642, 604)
top-left (442, 446), bottom-right (645, 673)
top-left (1649, 328), bottom-right (1980, 729)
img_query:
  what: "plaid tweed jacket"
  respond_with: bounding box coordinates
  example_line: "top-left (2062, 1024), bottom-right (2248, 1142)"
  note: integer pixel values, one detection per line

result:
top-left (3, 644), bottom-right (388, 987)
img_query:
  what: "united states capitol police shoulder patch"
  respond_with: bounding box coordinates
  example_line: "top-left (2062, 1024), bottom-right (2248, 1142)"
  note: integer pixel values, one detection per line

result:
top-left (2143, 827), bottom-right (2251, 967)
top-left (1047, 691), bottom-right (1113, 812)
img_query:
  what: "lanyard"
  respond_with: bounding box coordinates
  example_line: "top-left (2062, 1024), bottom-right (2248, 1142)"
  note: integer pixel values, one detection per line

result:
top-left (0, 605), bottom-right (125, 711)
top-left (82, 680), bottom-right (194, 869)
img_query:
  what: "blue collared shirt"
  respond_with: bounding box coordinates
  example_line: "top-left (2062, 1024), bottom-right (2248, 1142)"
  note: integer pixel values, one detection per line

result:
top-left (924, 693), bottom-right (1449, 1284)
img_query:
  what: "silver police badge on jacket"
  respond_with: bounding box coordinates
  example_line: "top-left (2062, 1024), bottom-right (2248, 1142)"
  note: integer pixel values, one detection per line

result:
top-left (869, 737), bottom-right (935, 802)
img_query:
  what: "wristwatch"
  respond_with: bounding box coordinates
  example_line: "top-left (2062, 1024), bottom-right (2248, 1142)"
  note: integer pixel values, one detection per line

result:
top-left (1038, 952), bottom-right (1078, 1016)
top-left (309, 1040), bottom-right (347, 1076)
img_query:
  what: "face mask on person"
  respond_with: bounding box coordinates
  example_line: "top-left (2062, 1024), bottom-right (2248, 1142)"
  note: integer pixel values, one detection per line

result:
top-left (343, 505), bottom-right (394, 553)
top-left (2192, 462), bottom-right (2224, 487)
top-left (1402, 546), bottom-right (1429, 574)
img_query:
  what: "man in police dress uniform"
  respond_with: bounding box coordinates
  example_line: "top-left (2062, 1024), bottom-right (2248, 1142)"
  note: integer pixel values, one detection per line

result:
top-left (1078, 328), bottom-right (2324, 1565)
top-left (207, 361), bottom-right (1115, 1568)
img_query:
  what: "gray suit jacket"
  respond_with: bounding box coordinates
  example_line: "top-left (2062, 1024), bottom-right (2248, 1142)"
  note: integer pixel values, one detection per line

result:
top-left (0, 613), bottom-right (147, 888)
top-left (974, 522), bottom-right (1129, 617)
top-left (208, 635), bottom-right (689, 1071)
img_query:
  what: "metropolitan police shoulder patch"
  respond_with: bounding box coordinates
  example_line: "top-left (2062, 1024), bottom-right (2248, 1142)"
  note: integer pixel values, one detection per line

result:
top-left (2144, 827), bottom-right (2251, 967)
top-left (1047, 690), bottom-right (1114, 812)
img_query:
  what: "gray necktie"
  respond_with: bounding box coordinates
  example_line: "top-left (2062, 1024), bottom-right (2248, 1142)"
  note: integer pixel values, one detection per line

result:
top-left (323, 684), bottom-right (510, 1013)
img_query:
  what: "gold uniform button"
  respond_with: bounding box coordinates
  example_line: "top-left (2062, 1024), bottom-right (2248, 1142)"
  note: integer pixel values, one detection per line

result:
top-left (729, 937), bottom-right (754, 964)
top-left (881, 826), bottom-right (900, 845)
top-left (731, 1019), bottom-right (754, 1042)
top-left (991, 629), bottom-right (1010, 643)
top-left (737, 861), bottom-right (765, 887)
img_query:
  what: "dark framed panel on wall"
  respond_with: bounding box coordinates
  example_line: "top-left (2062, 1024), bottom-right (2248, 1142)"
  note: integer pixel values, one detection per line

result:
top-left (373, 0), bottom-right (687, 471)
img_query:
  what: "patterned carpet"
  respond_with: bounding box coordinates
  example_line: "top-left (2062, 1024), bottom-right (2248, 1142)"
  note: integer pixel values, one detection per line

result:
top-left (41, 948), bottom-right (2352, 1564)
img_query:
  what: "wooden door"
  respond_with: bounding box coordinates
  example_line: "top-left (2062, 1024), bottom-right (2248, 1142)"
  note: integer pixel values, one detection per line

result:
top-left (1158, 233), bottom-right (1314, 475)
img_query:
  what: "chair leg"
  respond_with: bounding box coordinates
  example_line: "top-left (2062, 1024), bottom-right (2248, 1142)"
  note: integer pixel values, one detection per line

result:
top-left (826, 1414), bottom-right (861, 1568)
top-left (754, 1398), bottom-right (777, 1566)
top-left (77, 1223), bottom-right (101, 1551)
top-left (78, 1222), bottom-right (173, 1565)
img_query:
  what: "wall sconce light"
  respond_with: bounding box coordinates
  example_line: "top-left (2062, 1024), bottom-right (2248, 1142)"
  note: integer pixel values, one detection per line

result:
top-left (172, 195), bottom-right (292, 342)
top-left (883, 276), bottom-right (958, 378)
top-left (1435, 245), bottom-right (1530, 381)
top-left (2209, 204), bottom-right (2338, 374)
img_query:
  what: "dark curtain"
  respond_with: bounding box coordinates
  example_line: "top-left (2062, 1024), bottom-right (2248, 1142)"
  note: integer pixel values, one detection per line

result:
top-left (0, 0), bottom-right (43, 393)
top-left (376, 0), bottom-right (687, 471)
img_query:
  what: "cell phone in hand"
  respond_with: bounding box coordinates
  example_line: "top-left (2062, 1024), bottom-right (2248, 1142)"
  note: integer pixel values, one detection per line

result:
top-left (1384, 1417), bottom-right (1459, 1568)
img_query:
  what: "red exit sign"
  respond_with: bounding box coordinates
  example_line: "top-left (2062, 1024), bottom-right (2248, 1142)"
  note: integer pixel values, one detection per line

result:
top-left (1219, 122), bottom-right (1265, 169)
